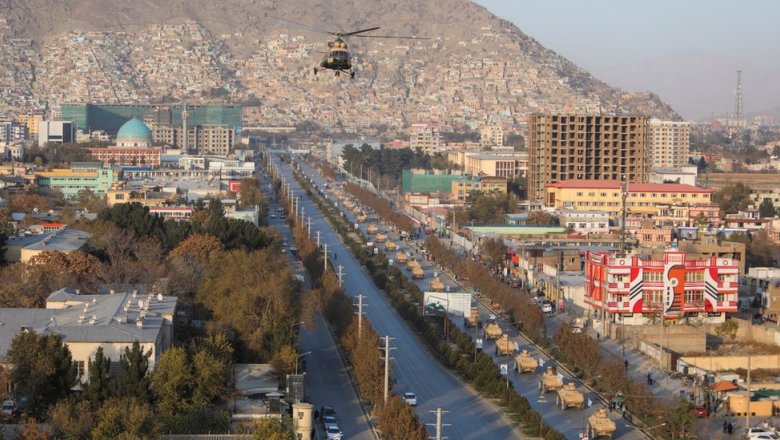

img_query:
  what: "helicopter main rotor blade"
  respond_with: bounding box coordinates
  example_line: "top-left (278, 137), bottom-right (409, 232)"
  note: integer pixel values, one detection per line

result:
top-left (340, 27), bottom-right (381, 37)
top-left (353, 35), bottom-right (431, 40)
top-left (266, 14), bottom-right (334, 35)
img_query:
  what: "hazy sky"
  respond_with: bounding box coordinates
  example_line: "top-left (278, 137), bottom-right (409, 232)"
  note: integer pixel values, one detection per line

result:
top-left (473, 0), bottom-right (780, 120)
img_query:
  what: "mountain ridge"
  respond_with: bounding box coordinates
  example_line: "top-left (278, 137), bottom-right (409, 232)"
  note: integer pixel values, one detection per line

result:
top-left (0, 0), bottom-right (679, 133)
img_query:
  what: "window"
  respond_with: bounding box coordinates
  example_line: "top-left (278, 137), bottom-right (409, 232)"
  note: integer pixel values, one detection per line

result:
top-left (644, 271), bottom-right (662, 282)
top-left (643, 291), bottom-right (662, 307)
top-left (115, 194), bottom-right (125, 200)
top-left (685, 271), bottom-right (704, 282)
top-left (75, 360), bottom-right (85, 379)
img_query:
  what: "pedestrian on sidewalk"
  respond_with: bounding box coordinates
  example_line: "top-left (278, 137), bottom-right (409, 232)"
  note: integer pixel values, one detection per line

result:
top-left (727, 422), bottom-right (733, 435)
top-left (722, 420), bottom-right (727, 434)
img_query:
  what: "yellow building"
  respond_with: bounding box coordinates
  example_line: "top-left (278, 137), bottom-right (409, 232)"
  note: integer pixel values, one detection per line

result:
top-left (447, 150), bottom-right (528, 178)
top-left (451, 176), bottom-right (508, 200)
top-left (16, 113), bottom-right (43, 136)
top-left (545, 180), bottom-right (714, 216)
top-left (107, 181), bottom-right (178, 207)
top-left (480, 125), bottom-right (504, 147)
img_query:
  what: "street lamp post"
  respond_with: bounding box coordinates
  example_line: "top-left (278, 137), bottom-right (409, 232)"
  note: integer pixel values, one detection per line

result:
top-left (295, 351), bottom-right (311, 375)
top-left (290, 321), bottom-right (304, 343)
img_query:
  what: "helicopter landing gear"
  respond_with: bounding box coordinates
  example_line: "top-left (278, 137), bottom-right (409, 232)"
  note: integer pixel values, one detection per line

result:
top-left (313, 67), bottom-right (318, 75)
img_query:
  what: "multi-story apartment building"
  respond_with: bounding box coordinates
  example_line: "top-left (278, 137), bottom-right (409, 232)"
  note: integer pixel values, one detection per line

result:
top-left (152, 124), bottom-right (235, 156)
top-left (585, 250), bottom-right (739, 325)
top-left (647, 118), bottom-right (691, 169)
top-left (480, 125), bottom-right (504, 147)
top-left (528, 114), bottom-right (649, 202)
top-left (545, 180), bottom-right (714, 216)
top-left (0, 121), bottom-right (29, 143)
top-left (16, 113), bottom-right (43, 137)
top-left (410, 123), bottom-right (440, 155)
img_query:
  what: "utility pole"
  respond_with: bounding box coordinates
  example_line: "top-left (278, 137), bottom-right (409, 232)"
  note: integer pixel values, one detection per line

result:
top-left (300, 206), bottom-right (305, 225)
top-left (337, 265), bottom-right (345, 287)
top-left (382, 336), bottom-right (395, 404)
top-left (323, 243), bottom-right (328, 272)
top-left (747, 354), bottom-right (751, 430)
top-left (620, 173), bottom-right (628, 256)
top-left (427, 408), bottom-right (450, 440)
top-left (316, 230), bottom-right (321, 248)
top-left (354, 294), bottom-right (366, 339)
top-left (306, 217), bottom-right (312, 237)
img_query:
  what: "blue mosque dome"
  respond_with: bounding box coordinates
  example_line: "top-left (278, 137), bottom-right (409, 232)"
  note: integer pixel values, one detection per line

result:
top-left (116, 117), bottom-right (152, 143)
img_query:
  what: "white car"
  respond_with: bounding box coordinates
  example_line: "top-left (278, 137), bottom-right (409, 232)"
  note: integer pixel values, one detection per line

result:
top-left (750, 434), bottom-right (780, 440)
top-left (326, 426), bottom-right (343, 440)
top-left (403, 392), bottom-right (418, 406)
top-left (322, 415), bottom-right (338, 431)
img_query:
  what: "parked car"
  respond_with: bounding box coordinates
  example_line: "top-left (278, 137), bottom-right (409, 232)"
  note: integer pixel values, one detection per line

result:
top-left (325, 425), bottom-right (343, 440)
top-left (690, 406), bottom-right (707, 418)
top-left (1, 399), bottom-right (19, 418)
top-left (750, 434), bottom-right (780, 440)
top-left (541, 302), bottom-right (553, 314)
top-left (403, 392), bottom-right (418, 406)
top-left (320, 406), bottom-right (336, 418)
top-left (322, 415), bottom-right (338, 431)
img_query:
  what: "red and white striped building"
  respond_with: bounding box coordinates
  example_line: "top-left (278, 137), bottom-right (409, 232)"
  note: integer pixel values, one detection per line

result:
top-left (585, 250), bottom-right (738, 325)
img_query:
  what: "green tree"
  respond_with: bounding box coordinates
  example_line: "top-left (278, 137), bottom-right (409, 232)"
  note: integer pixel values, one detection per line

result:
top-left (238, 177), bottom-right (266, 210)
top-left (714, 319), bottom-right (739, 341)
top-left (480, 237), bottom-right (506, 273)
top-left (115, 341), bottom-right (151, 401)
top-left (6, 331), bottom-right (77, 417)
top-left (713, 182), bottom-right (752, 215)
top-left (759, 198), bottom-right (776, 218)
top-left (252, 418), bottom-right (294, 440)
top-left (85, 347), bottom-right (112, 406)
top-left (151, 347), bottom-right (193, 418)
top-left (91, 398), bottom-right (157, 440)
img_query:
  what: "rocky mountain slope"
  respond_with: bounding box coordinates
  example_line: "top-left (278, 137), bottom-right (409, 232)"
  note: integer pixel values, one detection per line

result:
top-left (0, 0), bottom-right (678, 134)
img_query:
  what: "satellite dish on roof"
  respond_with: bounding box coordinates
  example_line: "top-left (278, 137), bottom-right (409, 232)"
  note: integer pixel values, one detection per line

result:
top-left (157, 293), bottom-right (163, 302)
top-left (138, 300), bottom-right (144, 309)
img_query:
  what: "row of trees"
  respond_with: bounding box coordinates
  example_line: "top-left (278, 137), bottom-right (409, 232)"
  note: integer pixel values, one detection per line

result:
top-left (295, 170), bottom-right (563, 439)
top-left (423, 235), bottom-right (547, 343)
top-left (344, 182), bottom-right (415, 233)
top-left (282, 187), bottom-right (427, 439)
top-left (340, 144), bottom-right (451, 187)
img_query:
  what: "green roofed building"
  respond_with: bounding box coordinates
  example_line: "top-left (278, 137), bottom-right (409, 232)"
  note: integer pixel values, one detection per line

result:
top-left (402, 169), bottom-right (467, 194)
top-left (466, 225), bottom-right (567, 238)
top-left (61, 103), bottom-right (242, 135)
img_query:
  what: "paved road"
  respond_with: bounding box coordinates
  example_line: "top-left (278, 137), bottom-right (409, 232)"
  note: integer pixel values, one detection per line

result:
top-left (270, 155), bottom-right (522, 440)
top-left (260, 171), bottom-right (374, 440)
top-left (294, 159), bottom-right (651, 440)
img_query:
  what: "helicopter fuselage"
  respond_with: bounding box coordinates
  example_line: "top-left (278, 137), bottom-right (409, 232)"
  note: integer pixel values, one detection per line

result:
top-left (319, 38), bottom-right (351, 71)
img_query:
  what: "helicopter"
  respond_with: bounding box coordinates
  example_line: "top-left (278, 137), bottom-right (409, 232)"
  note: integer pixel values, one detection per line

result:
top-left (270, 16), bottom-right (427, 78)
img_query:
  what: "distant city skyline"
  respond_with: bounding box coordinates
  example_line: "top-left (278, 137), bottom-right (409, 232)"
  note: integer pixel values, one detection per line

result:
top-left (474, 0), bottom-right (780, 120)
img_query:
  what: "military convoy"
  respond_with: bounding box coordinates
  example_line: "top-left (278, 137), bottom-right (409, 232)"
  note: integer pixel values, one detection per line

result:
top-left (587, 409), bottom-right (616, 439)
top-left (555, 382), bottom-right (584, 410)
top-left (539, 367), bottom-right (564, 394)
top-left (367, 224), bottom-right (378, 234)
top-left (395, 251), bottom-right (408, 264)
top-left (429, 277), bottom-right (444, 292)
top-left (356, 213), bottom-right (367, 223)
top-left (465, 307), bottom-right (480, 328)
top-left (484, 320), bottom-right (503, 340)
top-left (514, 349), bottom-right (538, 373)
top-left (495, 334), bottom-right (515, 356)
top-left (411, 264), bottom-right (425, 279)
top-left (384, 241), bottom-right (397, 251)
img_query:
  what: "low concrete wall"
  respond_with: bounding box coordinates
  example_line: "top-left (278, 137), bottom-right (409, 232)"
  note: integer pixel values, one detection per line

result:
top-left (681, 354), bottom-right (780, 371)
top-left (617, 324), bottom-right (707, 354)
top-left (638, 340), bottom-right (674, 370)
top-left (703, 318), bottom-right (780, 347)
